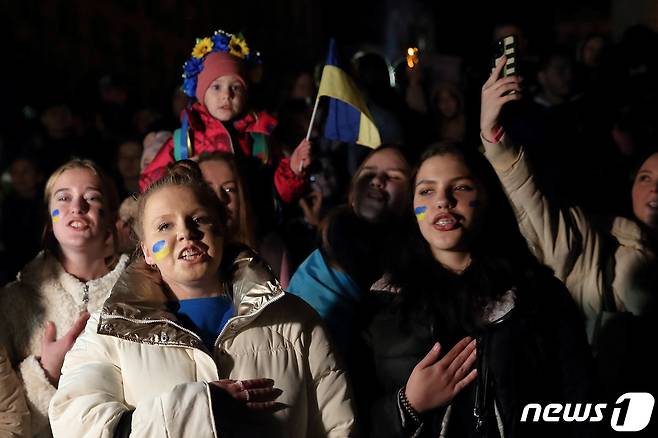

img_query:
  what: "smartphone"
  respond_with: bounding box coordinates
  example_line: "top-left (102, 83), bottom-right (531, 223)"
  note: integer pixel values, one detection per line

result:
top-left (492, 35), bottom-right (518, 78)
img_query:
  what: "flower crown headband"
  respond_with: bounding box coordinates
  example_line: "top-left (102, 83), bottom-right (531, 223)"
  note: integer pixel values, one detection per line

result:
top-left (181, 30), bottom-right (261, 98)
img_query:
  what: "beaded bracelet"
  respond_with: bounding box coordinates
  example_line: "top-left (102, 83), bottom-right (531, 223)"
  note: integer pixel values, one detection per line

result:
top-left (398, 387), bottom-right (422, 425)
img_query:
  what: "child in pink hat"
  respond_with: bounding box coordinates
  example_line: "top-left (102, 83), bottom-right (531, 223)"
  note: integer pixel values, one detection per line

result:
top-left (140, 30), bottom-right (310, 203)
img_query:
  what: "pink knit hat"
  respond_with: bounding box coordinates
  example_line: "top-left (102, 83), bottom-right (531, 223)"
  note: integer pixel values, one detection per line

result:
top-left (195, 52), bottom-right (247, 102)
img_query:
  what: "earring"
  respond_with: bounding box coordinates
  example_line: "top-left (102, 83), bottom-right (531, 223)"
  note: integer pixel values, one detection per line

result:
top-left (149, 264), bottom-right (158, 270)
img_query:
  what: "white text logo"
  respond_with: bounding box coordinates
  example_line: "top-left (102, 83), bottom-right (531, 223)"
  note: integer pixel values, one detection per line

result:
top-left (520, 392), bottom-right (654, 432)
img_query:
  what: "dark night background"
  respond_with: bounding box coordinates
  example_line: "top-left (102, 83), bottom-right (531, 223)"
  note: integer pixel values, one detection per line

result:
top-left (2, 0), bottom-right (656, 219)
top-left (0, 0), bottom-right (639, 123)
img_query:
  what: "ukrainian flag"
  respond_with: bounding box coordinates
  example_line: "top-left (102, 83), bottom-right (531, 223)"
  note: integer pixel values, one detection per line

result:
top-left (317, 39), bottom-right (381, 149)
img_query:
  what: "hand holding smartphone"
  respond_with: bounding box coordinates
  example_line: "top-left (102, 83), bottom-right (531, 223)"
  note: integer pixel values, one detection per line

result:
top-left (481, 35), bottom-right (523, 138)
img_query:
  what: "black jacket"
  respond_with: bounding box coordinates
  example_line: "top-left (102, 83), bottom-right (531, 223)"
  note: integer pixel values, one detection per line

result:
top-left (352, 269), bottom-right (595, 438)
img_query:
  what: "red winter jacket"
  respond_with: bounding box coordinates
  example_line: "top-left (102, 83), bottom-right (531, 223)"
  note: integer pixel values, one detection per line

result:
top-left (139, 103), bottom-right (306, 203)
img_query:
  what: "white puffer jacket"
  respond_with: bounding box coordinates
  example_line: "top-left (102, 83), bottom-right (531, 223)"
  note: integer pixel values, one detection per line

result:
top-left (0, 251), bottom-right (130, 437)
top-left (49, 247), bottom-right (355, 438)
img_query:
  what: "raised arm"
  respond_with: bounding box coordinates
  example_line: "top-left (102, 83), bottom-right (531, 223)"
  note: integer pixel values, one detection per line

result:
top-left (273, 138), bottom-right (310, 203)
top-left (480, 57), bottom-right (611, 318)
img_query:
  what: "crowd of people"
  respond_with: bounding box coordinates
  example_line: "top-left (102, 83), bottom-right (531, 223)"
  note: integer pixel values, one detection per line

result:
top-left (0, 20), bottom-right (656, 438)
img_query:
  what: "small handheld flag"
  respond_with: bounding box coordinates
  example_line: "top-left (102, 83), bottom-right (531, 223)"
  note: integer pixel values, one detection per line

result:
top-left (307, 39), bottom-right (381, 149)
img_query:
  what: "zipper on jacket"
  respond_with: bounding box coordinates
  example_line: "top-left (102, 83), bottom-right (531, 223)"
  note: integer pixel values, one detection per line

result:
top-left (101, 297), bottom-right (283, 348)
top-left (82, 284), bottom-right (89, 304)
top-left (473, 333), bottom-right (489, 433)
top-left (102, 281), bottom-right (285, 356)
top-left (101, 314), bottom-right (222, 372)
top-left (102, 314), bottom-right (203, 344)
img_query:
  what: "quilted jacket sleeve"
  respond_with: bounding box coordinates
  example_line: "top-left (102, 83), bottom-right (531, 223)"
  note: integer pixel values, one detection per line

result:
top-left (482, 134), bottom-right (607, 318)
top-left (300, 299), bottom-right (356, 437)
top-left (274, 157), bottom-right (307, 203)
top-left (49, 314), bottom-right (218, 438)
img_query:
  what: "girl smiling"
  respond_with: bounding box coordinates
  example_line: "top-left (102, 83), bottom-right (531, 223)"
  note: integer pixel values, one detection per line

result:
top-left (0, 160), bottom-right (128, 437)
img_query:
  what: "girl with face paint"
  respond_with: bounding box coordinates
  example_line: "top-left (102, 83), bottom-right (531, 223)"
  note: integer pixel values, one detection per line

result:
top-left (0, 159), bottom-right (128, 436)
top-left (49, 162), bottom-right (355, 438)
top-left (353, 143), bottom-right (594, 437)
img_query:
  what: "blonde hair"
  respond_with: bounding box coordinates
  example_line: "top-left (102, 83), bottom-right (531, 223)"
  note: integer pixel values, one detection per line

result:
top-left (130, 161), bottom-right (228, 285)
top-left (42, 159), bottom-right (120, 256)
top-left (133, 160), bottom-right (228, 242)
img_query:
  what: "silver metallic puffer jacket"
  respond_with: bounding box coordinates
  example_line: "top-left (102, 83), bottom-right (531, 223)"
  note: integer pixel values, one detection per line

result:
top-left (49, 248), bottom-right (355, 437)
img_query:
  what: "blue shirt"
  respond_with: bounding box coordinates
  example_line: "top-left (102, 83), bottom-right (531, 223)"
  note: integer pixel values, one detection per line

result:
top-left (174, 295), bottom-right (234, 351)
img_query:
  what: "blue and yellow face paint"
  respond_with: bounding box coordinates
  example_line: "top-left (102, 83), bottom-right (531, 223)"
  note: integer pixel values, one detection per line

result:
top-left (51, 209), bottom-right (60, 223)
top-left (415, 205), bottom-right (427, 221)
top-left (152, 240), bottom-right (170, 261)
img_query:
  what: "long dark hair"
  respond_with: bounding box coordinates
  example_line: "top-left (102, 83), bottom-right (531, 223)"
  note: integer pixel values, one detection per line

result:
top-left (197, 151), bottom-right (257, 248)
top-left (385, 143), bottom-right (543, 344)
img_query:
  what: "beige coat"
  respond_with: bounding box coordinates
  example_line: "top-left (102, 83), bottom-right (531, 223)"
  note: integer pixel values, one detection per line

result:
top-left (0, 251), bottom-right (129, 437)
top-left (0, 345), bottom-right (29, 437)
top-left (49, 249), bottom-right (355, 438)
top-left (482, 135), bottom-right (657, 320)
